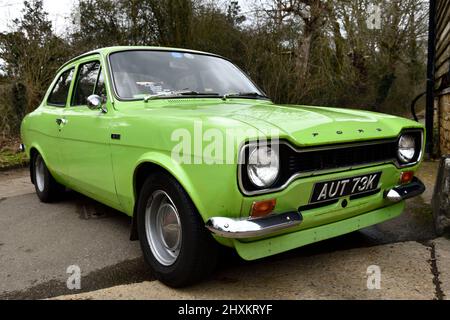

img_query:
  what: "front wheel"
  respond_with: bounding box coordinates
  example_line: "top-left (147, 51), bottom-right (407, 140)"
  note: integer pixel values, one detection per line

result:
top-left (32, 153), bottom-right (64, 203)
top-left (137, 173), bottom-right (218, 287)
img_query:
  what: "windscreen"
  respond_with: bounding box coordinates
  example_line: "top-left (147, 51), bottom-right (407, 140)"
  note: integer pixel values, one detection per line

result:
top-left (109, 50), bottom-right (263, 100)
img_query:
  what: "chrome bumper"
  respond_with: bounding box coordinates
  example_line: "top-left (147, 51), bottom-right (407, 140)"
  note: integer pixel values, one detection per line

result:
top-left (385, 177), bottom-right (426, 203)
top-left (206, 211), bottom-right (303, 239)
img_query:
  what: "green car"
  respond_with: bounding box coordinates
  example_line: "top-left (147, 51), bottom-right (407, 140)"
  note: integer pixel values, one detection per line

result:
top-left (21, 46), bottom-right (425, 287)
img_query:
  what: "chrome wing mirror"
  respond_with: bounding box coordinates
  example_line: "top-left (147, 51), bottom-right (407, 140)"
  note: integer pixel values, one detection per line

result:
top-left (87, 95), bottom-right (107, 113)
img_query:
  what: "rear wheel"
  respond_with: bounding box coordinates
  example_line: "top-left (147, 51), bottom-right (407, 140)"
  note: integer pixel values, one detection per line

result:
top-left (137, 172), bottom-right (218, 287)
top-left (32, 153), bottom-right (64, 203)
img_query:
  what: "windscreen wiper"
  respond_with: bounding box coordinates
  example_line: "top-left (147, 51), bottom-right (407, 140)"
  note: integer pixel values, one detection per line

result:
top-left (222, 92), bottom-right (269, 100)
top-left (144, 90), bottom-right (220, 102)
top-left (179, 91), bottom-right (220, 96)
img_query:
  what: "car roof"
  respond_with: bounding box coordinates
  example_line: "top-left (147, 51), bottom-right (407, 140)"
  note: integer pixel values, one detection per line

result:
top-left (57, 46), bottom-right (223, 73)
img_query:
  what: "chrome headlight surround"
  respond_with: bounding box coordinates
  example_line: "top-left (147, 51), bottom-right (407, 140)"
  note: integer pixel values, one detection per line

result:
top-left (395, 130), bottom-right (423, 167)
top-left (239, 141), bottom-right (282, 194)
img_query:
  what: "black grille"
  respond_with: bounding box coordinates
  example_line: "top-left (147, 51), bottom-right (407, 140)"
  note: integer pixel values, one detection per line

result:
top-left (285, 141), bottom-right (397, 174)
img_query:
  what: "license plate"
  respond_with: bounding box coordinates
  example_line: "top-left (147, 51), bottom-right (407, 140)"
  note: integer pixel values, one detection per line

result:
top-left (310, 172), bottom-right (382, 204)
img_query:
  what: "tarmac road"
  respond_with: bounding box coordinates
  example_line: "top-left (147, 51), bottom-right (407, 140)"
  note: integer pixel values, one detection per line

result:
top-left (0, 162), bottom-right (443, 300)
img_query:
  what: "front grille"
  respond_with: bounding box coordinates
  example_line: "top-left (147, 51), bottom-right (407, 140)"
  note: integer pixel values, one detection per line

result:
top-left (285, 141), bottom-right (397, 174)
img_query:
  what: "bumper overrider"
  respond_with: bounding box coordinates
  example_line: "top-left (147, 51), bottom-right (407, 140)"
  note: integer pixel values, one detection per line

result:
top-left (206, 177), bottom-right (426, 239)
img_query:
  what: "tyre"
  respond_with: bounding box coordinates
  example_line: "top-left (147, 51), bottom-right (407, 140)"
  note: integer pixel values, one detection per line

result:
top-left (32, 152), bottom-right (64, 203)
top-left (136, 172), bottom-right (219, 287)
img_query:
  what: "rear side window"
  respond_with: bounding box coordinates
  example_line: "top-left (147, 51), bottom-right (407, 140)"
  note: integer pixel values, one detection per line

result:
top-left (72, 61), bottom-right (102, 106)
top-left (47, 68), bottom-right (74, 106)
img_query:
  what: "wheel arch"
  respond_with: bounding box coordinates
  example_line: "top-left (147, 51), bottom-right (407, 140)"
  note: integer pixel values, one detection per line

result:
top-left (28, 145), bottom-right (45, 185)
top-left (130, 158), bottom-right (204, 241)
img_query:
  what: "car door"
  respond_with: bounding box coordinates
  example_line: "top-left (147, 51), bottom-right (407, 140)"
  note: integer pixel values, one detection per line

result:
top-left (58, 57), bottom-right (120, 209)
top-left (35, 67), bottom-right (75, 178)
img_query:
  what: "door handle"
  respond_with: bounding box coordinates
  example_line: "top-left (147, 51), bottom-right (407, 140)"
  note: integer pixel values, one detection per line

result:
top-left (56, 118), bottom-right (68, 126)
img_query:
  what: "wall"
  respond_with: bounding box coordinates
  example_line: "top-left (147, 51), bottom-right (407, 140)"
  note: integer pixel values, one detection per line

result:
top-left (436, 0), bottom-right (450, 154)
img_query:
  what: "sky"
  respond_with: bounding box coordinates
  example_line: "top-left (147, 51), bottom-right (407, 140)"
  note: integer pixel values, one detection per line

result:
top-left (0, 0), bottom-right (78, 34)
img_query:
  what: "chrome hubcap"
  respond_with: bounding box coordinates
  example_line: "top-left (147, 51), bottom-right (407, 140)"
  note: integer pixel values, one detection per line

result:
top-left (145, 190), bottom-right (182, 266)
top-left (35, 156), bottom-right (45, 192)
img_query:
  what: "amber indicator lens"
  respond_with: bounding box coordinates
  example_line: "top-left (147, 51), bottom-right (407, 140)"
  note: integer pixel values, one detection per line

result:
top-left (400, 171), bottom-right (414, 184)
top-left (251, 199), bottom-right (277, 218)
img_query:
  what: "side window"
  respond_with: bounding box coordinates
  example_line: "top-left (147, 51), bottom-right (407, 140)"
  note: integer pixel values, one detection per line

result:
top-left (72, 61), bottom-right (102, 106)
top-left (47, 68), bottom-right (74, 107)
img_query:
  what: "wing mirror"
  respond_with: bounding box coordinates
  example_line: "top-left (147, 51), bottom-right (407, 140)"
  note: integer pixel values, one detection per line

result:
top-left (87, 95), bottom-right (107, 113)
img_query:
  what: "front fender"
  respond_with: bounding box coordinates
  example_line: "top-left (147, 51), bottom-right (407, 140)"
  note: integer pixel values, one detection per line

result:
top-left (133, 151), bottom-right (207, 219)
top-left (128, 150), bottom-right (244, 224)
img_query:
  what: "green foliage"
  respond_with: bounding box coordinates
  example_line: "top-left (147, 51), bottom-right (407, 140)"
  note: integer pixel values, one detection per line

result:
top-left (0, 0), bottom-right (71, 112)
top-left (0, 149), bottom-right (29, 170)
top-left (70, 0), bottom-right (194, 51)
top-left (241, 0), bottom-right (428, 113)
top-left (0, 82), bottom-right (27, 138)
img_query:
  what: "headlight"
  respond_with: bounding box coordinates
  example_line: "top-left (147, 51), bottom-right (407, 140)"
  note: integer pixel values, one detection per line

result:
top-left (398, 135), bottom-right (416, 163)
top-left (247, 146), bottom-right (280, 188)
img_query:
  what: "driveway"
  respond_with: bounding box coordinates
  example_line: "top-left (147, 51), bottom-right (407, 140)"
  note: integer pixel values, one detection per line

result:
top-left (0, 162), bottom-right (447, 299)
top-left (0, 169), bottom-right (148, 299)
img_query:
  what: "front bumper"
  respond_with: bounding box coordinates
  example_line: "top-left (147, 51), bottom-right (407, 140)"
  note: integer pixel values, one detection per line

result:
top-left (205, 211), bottom-right (303, 239)
top-left (384, 177), bottom-right (426, 203)
top-left (235, 201), bottom-right (405, 261)
top-left (206, 178), bottom-right (426, 239)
